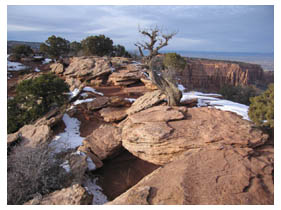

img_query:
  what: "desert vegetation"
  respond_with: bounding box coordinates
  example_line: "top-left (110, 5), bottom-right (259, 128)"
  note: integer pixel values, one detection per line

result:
top-left (248, 83), bottom-right (274, 129)
top-left (8, 73), bottom-right (69, 133)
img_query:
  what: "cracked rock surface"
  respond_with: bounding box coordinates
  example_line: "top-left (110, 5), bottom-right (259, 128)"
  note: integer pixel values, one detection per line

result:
top-left (108, 146), bottom-right (273, 205)
top-left (121, 106), bottom-right (268, 165)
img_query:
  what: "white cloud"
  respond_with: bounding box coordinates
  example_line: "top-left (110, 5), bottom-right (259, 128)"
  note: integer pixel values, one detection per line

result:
top-left (8, 24), bottom-right (44, 32)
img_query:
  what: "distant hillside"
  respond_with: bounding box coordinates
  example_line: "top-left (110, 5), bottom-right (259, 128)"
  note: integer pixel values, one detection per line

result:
top-left (7, 40), bottom-right (43, 53)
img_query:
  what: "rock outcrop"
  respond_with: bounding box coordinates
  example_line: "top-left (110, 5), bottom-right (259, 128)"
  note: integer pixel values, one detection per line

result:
top-left (126, 90), bottom-right (165, 115)
top-left (108, 146), bottom-right (273, 205)
top-left (82, 124), bottom-right (122, 160)
top-left (108, 64), bottom-right (143, 86)
top-left (122, 106), bottom-right (268, 165)
top-left (61, 56), bottom-right (113, 90)
top-left (7, 108), bottom-right (64, 148)
top-left (25, 184), bottom-right (93, 205)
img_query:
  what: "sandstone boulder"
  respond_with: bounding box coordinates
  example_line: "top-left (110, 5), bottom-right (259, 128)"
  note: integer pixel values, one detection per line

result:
top-left (99, 107), bottom-right (127, 122)
top-left (108, 147), bottom-right (273, 205)
top-left (50, 63), bottom-right (64, 74)
top-left (107, 64), bottom-right (143, 86)
top-left (7, 124), bottom-right (52, 148)
top-left (25, 184), bottom-right (92, 205)
top-left (82, 124), bottom-right (122, 160)
top-left (126, 90), bottom-right (165, 115)
top-left (122, 106), bottom-right (268, 165)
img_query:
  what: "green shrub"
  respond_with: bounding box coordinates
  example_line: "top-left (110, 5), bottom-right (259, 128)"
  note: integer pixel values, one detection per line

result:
top-left (248, 84), bottom-right (274, 128)
top-left (7, 73), bottom-right (69, 134)
top-left (12, 44), bottom-right (33, 60)
top-left (163, 53), bottom-right (186, 71)
top-left (219, 84), bottom-right (259, 105)
top-left (112, 44), bottom-right (131, 57)
top-left (40, 35), bottom-right (70, 59)
top-left (81, 35), bottom-right (114, 56)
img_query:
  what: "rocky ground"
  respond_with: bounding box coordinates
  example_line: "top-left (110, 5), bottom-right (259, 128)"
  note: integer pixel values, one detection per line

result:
top-left (7, 56), bottom-right (274, 205)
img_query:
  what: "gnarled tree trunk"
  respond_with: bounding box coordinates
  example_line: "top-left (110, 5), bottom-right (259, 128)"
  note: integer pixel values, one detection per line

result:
top-left (147, 69), bottom-right (182, 106)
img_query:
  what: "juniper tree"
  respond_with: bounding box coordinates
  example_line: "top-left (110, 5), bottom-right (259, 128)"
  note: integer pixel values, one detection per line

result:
top-left (135, 26), bottom-right (182, 106)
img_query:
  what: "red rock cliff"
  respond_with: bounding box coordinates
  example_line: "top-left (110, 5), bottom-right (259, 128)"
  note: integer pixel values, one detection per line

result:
top-left (177, 58), bottom-right (267, 91)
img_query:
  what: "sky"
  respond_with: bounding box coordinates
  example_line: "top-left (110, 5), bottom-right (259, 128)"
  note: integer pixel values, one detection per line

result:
top-left (7, 5), bottom-right (274, 53)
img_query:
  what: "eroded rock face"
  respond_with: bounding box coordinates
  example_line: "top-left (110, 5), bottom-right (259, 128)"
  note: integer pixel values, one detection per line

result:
top-left (126, 90), bottom-right (165, 115)
top-left (180, 58), bottom-right (265, 90)
top-left (82, 124), bottom-right (122, 160)
top-left (108, 64), bottom-right (143, 86)
top-left (108, 146), bottom-right (273, 205)
top-left (122, 106), bottom-right (268, 165)
top-left (25, 184), bottom-right (93, 205)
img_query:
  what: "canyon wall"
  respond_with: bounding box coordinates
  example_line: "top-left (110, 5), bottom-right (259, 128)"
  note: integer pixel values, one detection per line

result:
top-left (177, 58), bottom-right (272, 91)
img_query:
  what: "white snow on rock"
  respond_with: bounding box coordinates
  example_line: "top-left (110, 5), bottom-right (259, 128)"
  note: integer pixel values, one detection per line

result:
top-left (73, 98), bottom-right (95, 106)
top-left (34, 67), bottom-right (40, 72)
top-left (177, 84), bottom-right (186, 92)
top-left (50, 113), bottom-right (84, 153)
top-left (125, 98), bottom-right (136, 103)
top-left (33, 55), bottom-right (43, 59)
top-left (83, 86), bottom-right (104, 96)
top-left (83, 177), bottom-right (108, 205)
top-left (110, 67), bottom-right (115, 72)
top-left (60, 160), bottom-right (71, 173)
top-left (68, 88), bottom-right (80, 99)
top-left (179, 86), bottom-right (250, 121)
top-left (42, 58), bottom-right (52, 64)
top-left (7, 60), bottom-right (29, 71)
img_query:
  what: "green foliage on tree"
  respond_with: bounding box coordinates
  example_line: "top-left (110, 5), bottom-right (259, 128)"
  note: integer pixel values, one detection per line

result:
top-left (8, 73), bottom-right (69, 134)
top-left (163, 53), bottom-right (186, 71)
top-left (69, 41), bottom-right (82, 56)
top-left (40, 35), bottom-right (70, 59)
top-left (219, 84), bottom-right (259, 105)
top-left (248, 84), bottom-right (274, 128)
top-left (12, 44), bottom-right (33, 60)
top-left (112, 44), bottom-right (131, 57)
top-left (81, 35), bottom-right (114, 56)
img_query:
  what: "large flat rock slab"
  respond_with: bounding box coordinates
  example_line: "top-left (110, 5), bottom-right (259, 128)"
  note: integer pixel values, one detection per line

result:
top-left (122, 106), bottom-right (268, 165)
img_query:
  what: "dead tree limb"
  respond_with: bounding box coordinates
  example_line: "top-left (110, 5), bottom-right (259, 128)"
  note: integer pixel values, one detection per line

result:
top-left (136, 25), bottom-right (182, 106)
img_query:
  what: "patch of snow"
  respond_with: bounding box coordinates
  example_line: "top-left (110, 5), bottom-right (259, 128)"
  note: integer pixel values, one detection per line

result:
top-left (34, 55), bottom-right (43, 59)
top-left (73, 98), bottom-right (95, 106)
top-left (83, 86), bottom-right (104, 96)
top-left (83, 177), bottom-right (108, 205)
top-left (208, 99), bottom-right (250, 121)
top-left (125, 98), bottom-right (136, 103)
top-left (60, 160), bottom-right (71, 173)
top-left (132, 61), bottom-right (142, 65)
top-left (177, 84), bottom-right (186, 92)
top-left (42, 58), bottom-right (52, 64)
top-left (34, 67), bottom-right (40, 72)
top-left (86, 157), bottom-right (96, 171)
top-left (7, 60), bottom-right (29, 71)
top-left (110, 67), bottom-right (115, 72)
top-left (49, 113), bottom-right (84, 153)
top-left (181, 91), bottom-right (249, 120)
top-left (68, 88), bottom-right (80, 99)
top-left (81, 92), bottom-right (88, 98)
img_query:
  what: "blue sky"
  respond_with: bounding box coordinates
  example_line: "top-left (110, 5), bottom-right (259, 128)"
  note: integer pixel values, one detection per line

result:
top-left (7, 5), bottom-right (274, 53)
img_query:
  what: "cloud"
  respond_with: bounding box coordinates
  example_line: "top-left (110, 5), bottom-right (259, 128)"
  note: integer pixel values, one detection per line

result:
top-left (7, 5), bottom-right (273, 53)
